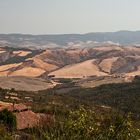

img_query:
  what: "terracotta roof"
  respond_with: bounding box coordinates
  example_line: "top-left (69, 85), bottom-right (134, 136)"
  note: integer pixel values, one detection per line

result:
top-left (0, 101), bottom-right (52, 130)
top-left (0, 101), bottom-right (27, 112)
top-left (0, 101), bottom-right (13, 111)
top-left (13, 104), bottom-right (27, 111)
top-left (15, 110), bottom-right (39, 130)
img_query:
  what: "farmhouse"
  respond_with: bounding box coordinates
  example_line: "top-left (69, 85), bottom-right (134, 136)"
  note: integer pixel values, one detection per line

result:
top-left (0, 101), bottom-right (51, 130)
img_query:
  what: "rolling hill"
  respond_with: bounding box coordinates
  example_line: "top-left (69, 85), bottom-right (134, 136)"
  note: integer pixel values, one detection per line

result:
top-left (0, 45), bottom-right (140, 90)
top-left (1, 45), bottom-right (140, 78)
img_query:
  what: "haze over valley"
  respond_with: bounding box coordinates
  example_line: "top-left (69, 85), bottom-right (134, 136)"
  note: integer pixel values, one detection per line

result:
top-left (1, 31), bottom-right (140, 49)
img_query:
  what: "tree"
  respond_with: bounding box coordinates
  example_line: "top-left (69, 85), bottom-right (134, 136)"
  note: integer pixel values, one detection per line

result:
top-left (0, 109), bottom-right (16, 131)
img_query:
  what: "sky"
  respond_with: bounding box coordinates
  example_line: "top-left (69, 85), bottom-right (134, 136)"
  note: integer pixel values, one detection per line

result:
top-left (0, 0), bottom-right (140, 34)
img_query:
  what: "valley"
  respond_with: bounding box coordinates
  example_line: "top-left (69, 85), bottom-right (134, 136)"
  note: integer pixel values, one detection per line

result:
top-left (0, 44), bottom-right (140, 90)
top-left (1, 0), bottom-right (140, 139)
top-left (1, 35), bottom-right (140, 139)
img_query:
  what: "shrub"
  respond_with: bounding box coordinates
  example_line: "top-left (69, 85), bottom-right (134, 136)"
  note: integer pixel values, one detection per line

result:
top-left (0, 109), bottom-right (16, 131)
top-left (28, 108), bottom-right (140, 140)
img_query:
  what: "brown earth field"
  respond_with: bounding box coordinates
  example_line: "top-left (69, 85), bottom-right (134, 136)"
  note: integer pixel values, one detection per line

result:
top-left (1, 45), bottom-right (140, 78)
top-left (0, 76), bottom-right (53, 91)
top-left (0, 45), bottom-right (140, 90)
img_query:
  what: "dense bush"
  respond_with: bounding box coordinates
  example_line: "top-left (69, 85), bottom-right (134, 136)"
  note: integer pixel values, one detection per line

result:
top-left (0, 109), bottom-right (16, 131)
top-left (1, 80), bottom-right (140, 139)
top-left (26, 108), bottom-right (140, 140)
top-left (0, 124), bottom-right (12, 140)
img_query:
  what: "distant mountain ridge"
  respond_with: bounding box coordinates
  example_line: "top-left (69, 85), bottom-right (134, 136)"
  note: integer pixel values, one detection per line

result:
top-left (1, 31), bottom-right (140, 49)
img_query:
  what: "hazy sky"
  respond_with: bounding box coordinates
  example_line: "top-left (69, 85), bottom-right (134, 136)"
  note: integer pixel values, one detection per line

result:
top-left (0, 0), bottom-right (140, 34)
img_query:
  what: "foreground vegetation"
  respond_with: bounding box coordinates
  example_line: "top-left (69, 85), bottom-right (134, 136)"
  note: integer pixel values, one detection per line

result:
top-left (1, 108), bottom-right (140, 140)
top-left (1, 78), bottom-right (140, 139)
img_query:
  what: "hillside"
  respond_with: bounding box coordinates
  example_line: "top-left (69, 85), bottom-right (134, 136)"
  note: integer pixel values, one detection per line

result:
top-left (48, 45), bottom-right (140, 78)
top-left (49, 59), bottom-right (108, 78)
top-left (1, 45), bottom-right (140, 92)
top-left (1, 78), bottom-right (140, 139)
top-left (1, 45), bottom-right (140, 79)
